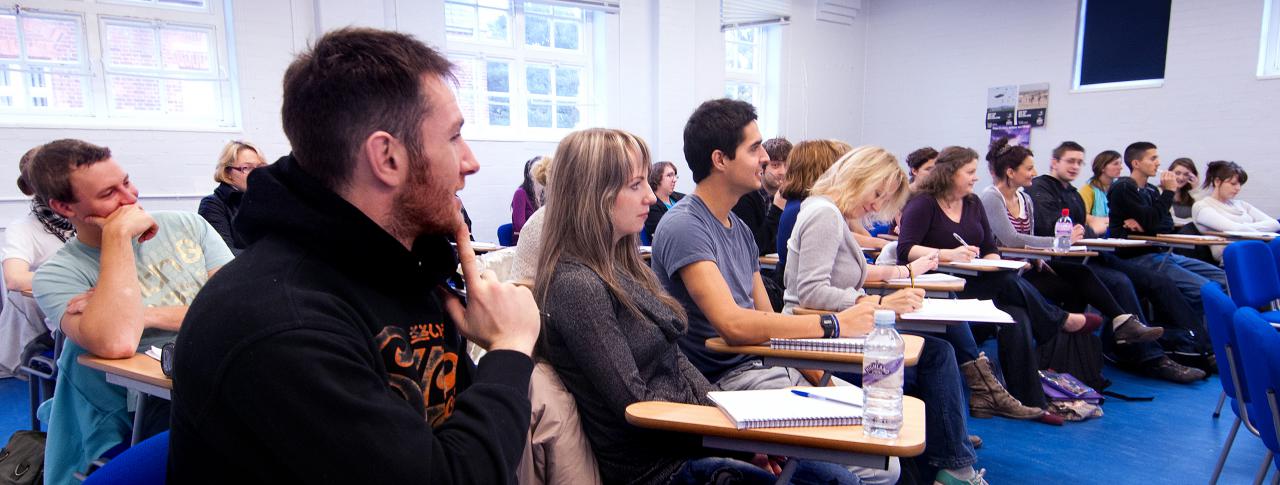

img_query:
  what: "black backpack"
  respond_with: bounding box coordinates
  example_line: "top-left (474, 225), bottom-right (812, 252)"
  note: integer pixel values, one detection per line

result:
top-left (0, 431), bottom-right (45, 485)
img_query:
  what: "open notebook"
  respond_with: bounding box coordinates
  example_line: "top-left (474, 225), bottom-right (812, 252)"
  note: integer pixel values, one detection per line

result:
top-left (885, 273), bottom-right (964, 285)
top-left (945, 259), bottom-right (1027, 270)
top-left (769, 337), bottom-right (866, 353)
top-left (1077, 238), bottom-right (1148, 247)
top-left (707, 387), bottom-right (864, 429)
top-left (901, 298), bottom-right (1014, 324)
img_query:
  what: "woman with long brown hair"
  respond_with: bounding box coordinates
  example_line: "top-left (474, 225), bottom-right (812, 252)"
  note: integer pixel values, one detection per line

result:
top-left (535, 128), bottom-right (858, 485)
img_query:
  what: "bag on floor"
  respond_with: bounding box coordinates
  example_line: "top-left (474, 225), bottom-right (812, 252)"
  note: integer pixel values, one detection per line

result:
top-left (1038, 329), bottom-right (1110, 391)
top-left (1040, 370), bottom-right (1104, 421)
top-left (0, 430), bottom-right (45, 485)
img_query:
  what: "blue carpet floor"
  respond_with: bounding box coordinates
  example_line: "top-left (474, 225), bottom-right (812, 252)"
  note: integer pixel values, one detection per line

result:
top-left (0, 365), bottom-right (1271, 483)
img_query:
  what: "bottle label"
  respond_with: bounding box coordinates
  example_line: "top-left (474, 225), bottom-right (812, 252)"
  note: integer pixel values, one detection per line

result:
top-left (862, 357), bottom-right (903, 386)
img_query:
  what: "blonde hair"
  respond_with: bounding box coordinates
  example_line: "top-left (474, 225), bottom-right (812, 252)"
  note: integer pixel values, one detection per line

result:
top-left (214, 140), bottom-right (264, 185)
top-left (778, 139), bottom-right (853, 200)
top-left (534, 128), bottom-right (684, 321)
top-left (531, 155), bottom-right (553, 186)
top-left (810, 146), bottom-right (910, 225)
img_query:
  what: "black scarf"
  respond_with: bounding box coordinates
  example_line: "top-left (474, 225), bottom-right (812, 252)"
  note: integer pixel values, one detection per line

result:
top-left (31, 198), bottom-right (75, 243)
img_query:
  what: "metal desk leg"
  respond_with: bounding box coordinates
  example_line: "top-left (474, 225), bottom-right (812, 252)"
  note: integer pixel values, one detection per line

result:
top-left (776, 459), bottom-right (798, 485)
top-left (131, 395), bottom-right (147, 445)
top-left (1157, 247), bottom-right (1174, 271)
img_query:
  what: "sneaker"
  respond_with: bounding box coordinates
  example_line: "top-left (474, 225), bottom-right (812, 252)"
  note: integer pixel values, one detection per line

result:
top-left (1146, 356), bottom-right (1207, 384)
top-left (935, 468), bottom-right (988, 485)
top-left (1112, 315), bottom-right (1163, 344)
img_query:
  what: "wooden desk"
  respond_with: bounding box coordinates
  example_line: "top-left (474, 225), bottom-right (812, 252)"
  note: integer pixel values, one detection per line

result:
top-left (791, 306), bottom-right (957, 333)
top-left (78, 353), bottom-right (172, 445)
top-left (1076, 239), bottom-right (1149, 253)
top-left (759, 254), bottom-right (780, 270)
top-left (863, 279), bottom-right (964, 298)
top-left (876, 234), bottom-right (898, 242)
top-left (1128, 234), bottom-right (1229, 250)
top-left (626, 396), bottom-right (925, 480)
top-left (705, 336), bottom-right (923, 385)
top-left (998, 247), bottom-right (1098, 262)
top-left (935, 260), bottom-right (1029, 277)
top-left (1202, 230), bottom-right (1278, 242)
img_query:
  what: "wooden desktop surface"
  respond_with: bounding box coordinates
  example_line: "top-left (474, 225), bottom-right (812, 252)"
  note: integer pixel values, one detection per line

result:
top-left (937, 260), bottom-right (1028, 273)
top-left (998, 247), bottom-right (1098, 258)
top-left (705, 336), bottom-right (923, 367)
top-left (1201, 230), bottom-right (1277, 241)
top-left (77, 353), bottom-right (172, 390)
top-left (625, 396), bottom-right (926, 457)
top-left (862, 279), bottom-right (965, 293)
top-left (1129, 234), bottom-right (1229, 246)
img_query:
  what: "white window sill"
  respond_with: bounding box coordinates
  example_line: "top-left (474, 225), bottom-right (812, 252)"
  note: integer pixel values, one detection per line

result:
top-left (1257, 73), bottom-right (1280, 80)
top-left (0, 119), bottom-right (243, 133)
top-left (1070, 79), bottom-right (1164, 93)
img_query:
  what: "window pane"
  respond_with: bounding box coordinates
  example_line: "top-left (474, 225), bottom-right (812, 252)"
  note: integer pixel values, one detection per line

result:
top-left (36, 70), bottom-right (86, 109)
top-left (478, 9), bottom-right (509, 42)
top-left (23, 15), bottom-right (81, 63)
top-left (488, 95), bottom-right (510, 126)
top-left (553, 21), bottom-right (578, 50)
top-left (736, 84), bottom-right (756, 104)
top-left (0, 16), bottom-right (18, 59)
top-left (528, 99), bottom-right (551, 127)
top-left (555, 66), bottom-right (579, 97)
top-left (554, 103), bottom-right (579, 128)
top-left (163, 79), bottom-right (217, 117)
top-left (724, 83), bottom-right (735, 99)
top-left (478, 0), bottom-right (510, 8)
top-left (525, 16), bottom-right (550, 47)
top-left (735, 28), bottom-right (755, 43)
top-left (109, 75), bottom-right (162, 112)
top-left (485, 61), bottom-right (508, 92)
top-left (104, 23), bottom-right (159, 68)
top-left (526, 64), bottom-right (550, 95)
top-left (160, 28), bottom-right (212, 72)
top-left (734, 44), bottom-right (755, 71)
top-left (159, 0), bottom-right (207, 7)
top-left (552, 6), bottom-right (581, 18)
top-left (445, 4), bottom-right (476, 39)
top-left (524, 3), bottom-right (553, 15)
top-left (0, 66), bottom-right (14, 107)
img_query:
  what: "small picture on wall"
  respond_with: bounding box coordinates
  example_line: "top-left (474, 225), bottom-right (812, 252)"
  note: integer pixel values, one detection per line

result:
top-left (990, 125), bottom-right (1031, 147)
top-left (985, 85), bottom-right (1018, 129)
top-left (1016, 83), bottom-right (1049, 127)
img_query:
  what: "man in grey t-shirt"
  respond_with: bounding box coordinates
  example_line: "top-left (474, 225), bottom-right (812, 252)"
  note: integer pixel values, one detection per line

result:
top-left (652, 99), bottom-right (895, 484)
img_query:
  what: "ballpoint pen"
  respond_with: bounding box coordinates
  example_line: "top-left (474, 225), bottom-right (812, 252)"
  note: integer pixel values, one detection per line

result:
top-left (790, 389), bottom-right (863, 408)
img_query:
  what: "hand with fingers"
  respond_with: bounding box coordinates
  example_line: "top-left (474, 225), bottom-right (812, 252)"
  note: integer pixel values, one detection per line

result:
top-left (439, 222), bottom-right (541, 356)
top-left (908, 250), bottom-right (939, 276)
top-left (89, 204), bottom-right (158, 243)
top-left (879, 288), bottom-right (925, 315)
top-left (1123, 218), bottom-right (1144, 233)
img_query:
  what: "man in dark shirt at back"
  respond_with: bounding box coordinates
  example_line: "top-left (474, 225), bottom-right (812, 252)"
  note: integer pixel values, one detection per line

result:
top-left (167, 28), bottom-right (541, 483)
top-left (1028, 141), bottom-right (1204, 381)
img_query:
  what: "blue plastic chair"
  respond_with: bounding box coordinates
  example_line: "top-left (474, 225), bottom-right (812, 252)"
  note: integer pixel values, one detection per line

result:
top-left (639, 228), bottom-right (652, 246)
top-left (497, 223), bottom-right (515, 247)
top-left (1224, 241), bottom-right (1280, 322)
top-left (1205, 283), bottom-right (1261, 483)
top-left (81, 431), bottom-right (169, 485)
top-left (1268, 238), bottom-right (1280, 284)
top-left (1231, 307), bottom-right (1280, 484)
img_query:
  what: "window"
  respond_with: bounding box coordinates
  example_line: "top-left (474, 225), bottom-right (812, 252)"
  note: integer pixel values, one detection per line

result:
top-left (1261, 0), bottom-right (1280, 78)
top-left (446, 1), bottom-right (595, 140)
top-left (723, 25), bottom-right (778, 136)
top-left (1073, 0), bottom-right (1171, 90)
top-left (0, 1), bottom-right (237, 129)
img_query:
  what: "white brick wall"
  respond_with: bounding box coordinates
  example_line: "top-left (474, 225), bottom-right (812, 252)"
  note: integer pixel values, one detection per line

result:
top-left (860, 0), bottom-right (1280, 213)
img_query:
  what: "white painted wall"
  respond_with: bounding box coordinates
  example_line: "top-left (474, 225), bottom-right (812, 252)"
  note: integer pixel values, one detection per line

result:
top-left (860, 0), bottom-right (1280, 212)
top-left (0, 0), bottom-right (871, 243)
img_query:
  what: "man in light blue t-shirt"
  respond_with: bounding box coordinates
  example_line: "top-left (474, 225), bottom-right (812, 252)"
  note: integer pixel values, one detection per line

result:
top-left (28, 139), bottom-right (233, 484)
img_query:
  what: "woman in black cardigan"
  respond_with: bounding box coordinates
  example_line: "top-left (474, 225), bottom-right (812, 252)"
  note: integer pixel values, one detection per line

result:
top-left (198, 140), bottom-right (267, 255)
top-left (643, 161), bottom-right (684, 243)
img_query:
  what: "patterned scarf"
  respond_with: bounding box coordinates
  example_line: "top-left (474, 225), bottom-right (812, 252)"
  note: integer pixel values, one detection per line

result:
top-left (31, 198), bottom-right (75, 243)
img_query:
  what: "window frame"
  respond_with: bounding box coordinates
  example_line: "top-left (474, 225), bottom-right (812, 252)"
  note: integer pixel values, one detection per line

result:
top-left (1071, 0), bottom-right (1167, 93)
top-left (0, 0), bottom-right (241, 131)
top-left (445, 0), bottom-right (597, 142)
top-left (723, 24), bottom-right (779, 138)
top-left (1260, 0), bottom-right (1280, 79)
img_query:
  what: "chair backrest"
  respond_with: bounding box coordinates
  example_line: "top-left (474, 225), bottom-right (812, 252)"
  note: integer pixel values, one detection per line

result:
top-left (498, 223), bottom-right (515, 247)
top-left (82, 431), bottom-right (169, 485)
top-left (1223, 240), bottom-right (1280, 309)
top-left (1203, 282), bottom-right (1247, 402)
top-left (1269, 238), bottom-right (1280, 279)
top-left (1232, 308), bottom-right (1280, 454)
top-left (639, 229), bottom-right (651, 246)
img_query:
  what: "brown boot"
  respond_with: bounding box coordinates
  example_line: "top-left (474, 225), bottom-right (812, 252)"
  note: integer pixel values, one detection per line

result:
top-left (960, 352), bottom-right (1044, 420)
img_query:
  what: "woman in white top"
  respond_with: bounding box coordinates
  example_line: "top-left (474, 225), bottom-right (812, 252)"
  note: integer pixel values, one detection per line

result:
top-left (0, 147), bottom-right (74, 376)
top-left (1192, 161), bottom-right (1280, 261)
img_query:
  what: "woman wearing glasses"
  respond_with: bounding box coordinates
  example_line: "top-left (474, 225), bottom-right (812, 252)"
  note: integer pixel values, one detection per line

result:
top-left (199, 140), bottom-right (268, 255)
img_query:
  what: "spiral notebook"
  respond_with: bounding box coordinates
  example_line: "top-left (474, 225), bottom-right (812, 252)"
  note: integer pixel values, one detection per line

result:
top-left (769, 337), bottom-right (866, 353)
top-left (707, 387), bottom-right (864, 430)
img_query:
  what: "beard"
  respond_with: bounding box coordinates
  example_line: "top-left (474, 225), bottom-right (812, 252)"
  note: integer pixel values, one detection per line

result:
top-left (387, 148), bottom-right (460, 242)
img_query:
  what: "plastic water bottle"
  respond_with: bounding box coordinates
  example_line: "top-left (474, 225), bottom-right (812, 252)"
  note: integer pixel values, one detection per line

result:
top-left (1054, 208), bottom-right (1073, 253)
top-left (863, 310), bottom-right (904, 439)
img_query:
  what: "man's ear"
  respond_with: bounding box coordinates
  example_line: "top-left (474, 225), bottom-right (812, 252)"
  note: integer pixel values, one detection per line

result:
top-left (48, 199), bottom-right (75, 219)
top-left (710, 149), bottom-right (726, 173)
top-left (360, 131), bottom-right (409, 188)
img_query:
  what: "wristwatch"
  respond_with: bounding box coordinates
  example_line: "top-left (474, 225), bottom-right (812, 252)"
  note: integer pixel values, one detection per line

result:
top-left (820, 314), bottom-right (839, 338)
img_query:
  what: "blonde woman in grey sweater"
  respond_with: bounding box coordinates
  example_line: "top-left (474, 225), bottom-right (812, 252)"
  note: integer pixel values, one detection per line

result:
top-left (782, 145), bottom-right (1000, 485)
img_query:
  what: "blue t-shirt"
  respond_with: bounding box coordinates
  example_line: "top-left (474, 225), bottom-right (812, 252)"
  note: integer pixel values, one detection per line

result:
top-left (32, 210), bottom-right (233, 485)
top-left (651, 195), bottom-right (759, 382)
top-left (775, 198), bottom-right (804, 269)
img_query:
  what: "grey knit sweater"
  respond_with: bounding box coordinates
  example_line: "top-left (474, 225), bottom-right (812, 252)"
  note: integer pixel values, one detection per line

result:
top-left (781, 196), bottom-right (866, 313)
top-left (540, 260), bottom-right (715, 485)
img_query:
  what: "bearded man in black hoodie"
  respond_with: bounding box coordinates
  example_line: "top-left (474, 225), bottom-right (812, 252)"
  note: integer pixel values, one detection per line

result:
top-left (167, 28), bottom-right (542, 483)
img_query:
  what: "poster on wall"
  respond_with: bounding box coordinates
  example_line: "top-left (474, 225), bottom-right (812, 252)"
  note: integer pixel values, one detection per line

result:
top-left (985, 85), bottom-right (1018, 129)
top-left (1016, 83), bottom-right (1049, 127)
top-left (990, 125), bottom-right (1032, 147)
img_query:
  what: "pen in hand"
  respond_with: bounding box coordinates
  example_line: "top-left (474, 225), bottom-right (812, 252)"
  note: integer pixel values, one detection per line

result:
top-left (952, 233), bottom-right (977, 260)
